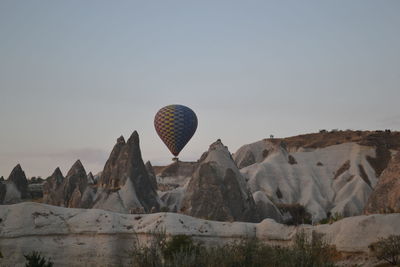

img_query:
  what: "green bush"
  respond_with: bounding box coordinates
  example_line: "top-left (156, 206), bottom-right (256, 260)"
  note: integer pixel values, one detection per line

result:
top-left (24, 251), bottom-right (53, 267)
top-left (370, 235), bottom-right (400, 265)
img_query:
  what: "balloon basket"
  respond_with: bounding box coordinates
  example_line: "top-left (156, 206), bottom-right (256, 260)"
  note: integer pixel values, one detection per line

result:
top-left (172, 157), bottom-right (179, 162)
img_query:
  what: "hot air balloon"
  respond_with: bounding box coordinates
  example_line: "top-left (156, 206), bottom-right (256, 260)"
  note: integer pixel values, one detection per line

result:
top-left (154, 104), bottom-right (198, 160)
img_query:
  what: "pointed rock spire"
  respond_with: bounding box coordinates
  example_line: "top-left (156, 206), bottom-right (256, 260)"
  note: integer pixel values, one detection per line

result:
top-left (8, 164), bottom-right (30, 199)
top-left (99, 135), bottom-right (128, 187)
top-left (98, 131), bottom-right (160, 212)
top-left (64, 160), bottom-right (87, 207)
top-left (52, 167), bottom-right (64, 185)
top-left (0, 182), bottom-right (6, 204)
top-left (181, 140), bottom-right (260, 222)
top-left (43, 167), bottom-right (65, 206)
top-left (67, 160), bottom-right (86, 177)
top-left (87, 172), bottom-right (95, 184)
top-left (145, 161), bottom-right (157, 190)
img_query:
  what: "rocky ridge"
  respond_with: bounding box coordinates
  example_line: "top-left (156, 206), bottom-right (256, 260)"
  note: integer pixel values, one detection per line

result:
top-left (1, 202), bottom-right (399, 267)
top-left (3, 130), bottom-right (400, 224)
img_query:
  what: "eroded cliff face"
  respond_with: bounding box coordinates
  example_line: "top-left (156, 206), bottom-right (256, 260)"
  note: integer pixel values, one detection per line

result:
top-left (364, 152), bottom-right (400, 214)
top-left (234, 138), bottom-right (383, 221)
top-left (180, 140), bottom-right (260, 222)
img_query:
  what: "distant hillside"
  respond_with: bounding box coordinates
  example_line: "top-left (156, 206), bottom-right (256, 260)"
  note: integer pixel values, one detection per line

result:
top-left (269, 129), bottom-right (400, 150)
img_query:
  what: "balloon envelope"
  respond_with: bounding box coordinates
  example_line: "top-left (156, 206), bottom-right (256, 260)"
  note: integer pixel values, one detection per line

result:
top-left (154, 104), bottom-right (198, 157)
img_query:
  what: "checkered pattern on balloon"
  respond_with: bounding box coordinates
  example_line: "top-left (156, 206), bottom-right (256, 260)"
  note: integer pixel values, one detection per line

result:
top-left (154, 105), bottom-right (198, 157)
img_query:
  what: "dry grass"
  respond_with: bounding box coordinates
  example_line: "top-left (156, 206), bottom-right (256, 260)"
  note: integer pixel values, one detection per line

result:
top-left (369, 235), bottom-right (400, 265)
top-left (130, 231), bottom-right (337, 267)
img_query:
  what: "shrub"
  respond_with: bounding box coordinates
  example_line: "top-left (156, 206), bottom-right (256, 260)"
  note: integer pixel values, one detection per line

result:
top-left (129, 231), bottom-right (336, 267)
top-left (163, 235), bottom-right (199, 261)
top-left (287, 231), bottom-right (335, 267)
top-left (24, 251), bottom-right (53, 267)
top-left (319, 213), bottom-right (344, 225)
top-left (160, 206), bottom-right (170, 212)
top-left (130, 229), bottom-right (166, 267)
top-left (370, 235), bottom-right (400, 265)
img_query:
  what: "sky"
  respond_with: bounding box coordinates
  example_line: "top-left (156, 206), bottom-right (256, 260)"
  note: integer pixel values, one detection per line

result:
top-left (1, 0), bottom-right (400, 178)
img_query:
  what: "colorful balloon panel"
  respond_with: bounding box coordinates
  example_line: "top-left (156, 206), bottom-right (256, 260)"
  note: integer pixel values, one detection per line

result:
top-left (154, 105), bottom-right (198, 156)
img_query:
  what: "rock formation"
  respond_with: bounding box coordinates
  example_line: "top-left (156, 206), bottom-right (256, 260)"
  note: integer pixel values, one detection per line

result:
top-left (42, 131), bottom-right (160, 213)
top-left (155, 161), bottom-right (198, 179)
top-left (8, 164), bottom-right (30, 199)
top-left (145, 161), bottom-right (157, 190)
top-left (253, 191), bottom-right (283, 223)
top-left (233, 139), bottom-right (275, 169)
top-left (155, 161), bottom-right (197, 193)
top-left (98, 135), bottom-right (127, 188)
top-left (234, 139), bottom-right (380, 221)
top-left (0, 182), bottom-right (6, 204)
top-left (42, 162), bottom-right (89, 208)
top-left (159, 188), bottom-right (185, 212)
top-left (63, 160), bottom-right (88, 208)
top-left (87, 172), bottom-right (95, 185)
top-left (2, 202), bottom-right (400, 267)
top-left (42, 168), bottom-right (65, 205)
top-left (93, 172), bottom-right (101, 184)
top-left (28, 183), bottom-right (43, 199)
top-left (98, 131), bottom-right (160, 212)
top-left (181, 140), bottom-right (259, 222)
top-left (11, 130), bottom-right (400, 222)
top-left (364, 152), bottom-right (400, 214)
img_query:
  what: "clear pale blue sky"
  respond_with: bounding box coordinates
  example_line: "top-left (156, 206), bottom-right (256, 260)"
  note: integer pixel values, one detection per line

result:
top-left (1, 0), bottom-right (399, 177)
